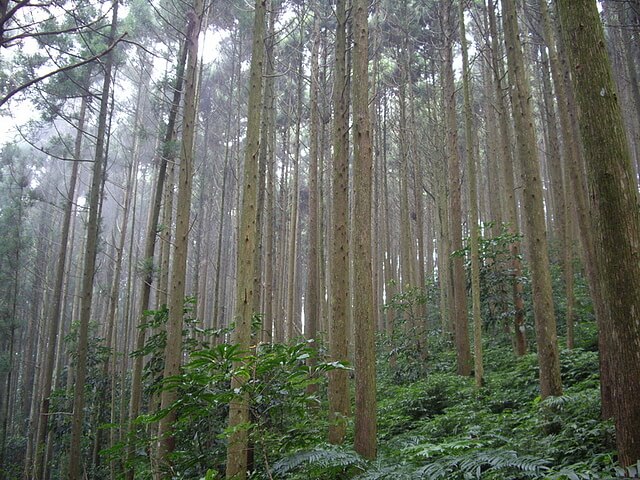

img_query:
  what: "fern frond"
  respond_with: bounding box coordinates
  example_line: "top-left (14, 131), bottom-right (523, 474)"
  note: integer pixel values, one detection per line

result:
top-left (272, 445), bottom-right (366, 478)
top-left (476, 449), bottom-right (549, 473)
top-left (415, 458), bottom-right (454, 479)
top-left (352, 464), bottom-right (416, 480)
top-left (416, 448), bottom-right (550, 479)
top-left (541, 395), bottom-right (575, 412)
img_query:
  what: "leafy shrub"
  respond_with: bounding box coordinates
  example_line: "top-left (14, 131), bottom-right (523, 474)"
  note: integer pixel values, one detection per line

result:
top-left (559, 349), bottom-right (599, 387)
top-left (378, 373), bottom-right (467, 439)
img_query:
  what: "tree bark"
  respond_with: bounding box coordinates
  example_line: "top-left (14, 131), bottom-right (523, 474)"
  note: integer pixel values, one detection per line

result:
top-left (32, 93), bottom-right (86, 480)
top-left (305, 6), bottom-right (321, 388)
top-left (352, 0), bottom-right (377, 459)
top-left (558, 0), bottom-right (640, 465)
top-left (225, 1), bottom-right (266, 477)
top-left (328, 0), bottom-right (351, 446)
top-left (443, 0), bottom-right (471, 377)
top-left (501, 0), bottom-right (562, 398)
top-left (68, 3), bottom-right (119, 477)
top-left (125, 39), bottom-right (187, 480)
top-left (486, 0), bottom-right (527, 356)
top-left (459, 0), bottom-right (483, 387)
top-left (157, 0), bottom-right (204, 468)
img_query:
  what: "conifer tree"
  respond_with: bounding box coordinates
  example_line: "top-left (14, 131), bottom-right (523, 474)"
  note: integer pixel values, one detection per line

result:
top-left (558, 0), bottom-right (640, 465)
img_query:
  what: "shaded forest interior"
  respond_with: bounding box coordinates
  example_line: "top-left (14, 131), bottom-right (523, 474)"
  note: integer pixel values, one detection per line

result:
top-left (1, 0), bottom-right (640, 478)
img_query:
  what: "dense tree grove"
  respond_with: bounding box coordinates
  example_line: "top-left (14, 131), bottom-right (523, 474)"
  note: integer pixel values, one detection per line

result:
top-left (1, 0), bottom-right (640, 478)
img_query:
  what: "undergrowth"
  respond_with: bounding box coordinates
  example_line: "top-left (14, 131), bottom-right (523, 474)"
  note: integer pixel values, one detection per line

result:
top-left (271, 335), bottom-right (621, 480)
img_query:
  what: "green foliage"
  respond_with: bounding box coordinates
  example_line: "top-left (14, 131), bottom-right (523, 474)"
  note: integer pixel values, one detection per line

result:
top-left (382, 285), bottom-right (430, 382)
top-left (455, 223), bottom-right (529, 339)
top-left (261, 338), bottom-right (600, 479)
top-left (271, 445), bottom-right (366, 479)
top-left (107, 302), bottom-right (346, 478)
top-left (378, 373), bottom-right (467, 439)
top-left (93, 290), bottom-right (617, 480)
top-left (412, 448), bottom-right (550, 479)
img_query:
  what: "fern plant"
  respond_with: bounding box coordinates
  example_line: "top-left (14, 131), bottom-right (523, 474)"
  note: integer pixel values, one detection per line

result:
top-left (271, 445), bottom-right (367, 479)
top-left (415, 448), bottom-right (550, 479)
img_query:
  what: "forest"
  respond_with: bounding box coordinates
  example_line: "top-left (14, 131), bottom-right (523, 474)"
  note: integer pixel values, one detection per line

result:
top-left (1, 0), bottom-right (640, 478)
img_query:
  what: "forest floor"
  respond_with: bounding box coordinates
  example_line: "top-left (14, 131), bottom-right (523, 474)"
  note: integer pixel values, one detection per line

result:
top-left (272, 322), bottom-right (625, 480)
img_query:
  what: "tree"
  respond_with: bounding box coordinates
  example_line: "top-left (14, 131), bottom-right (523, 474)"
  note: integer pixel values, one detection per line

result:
top-left (125, 38), bottom-right (188, 480)
top-left (305, 4), bottom-right (321, 387)
top-left (500, 0), bottom-right (562, 398)
top-left (68, 2), bottom-right (119, 477)
top-left (459, 0), bottom-right (483, 387)
top-left (0, 0), bottom-right (125, 108)
top-left (0, 145), bottom-right (32, 474)
top-left (31, 92), bottom-right (87, 480)
top-left (352, 0), bottom-right (376, 460)
top-left (226, 0), bottom-right (266, 477)
top-left (557, 0), bottom-right (640, 466)
top-left (442, 0), bottom-right (471, 377)
top-left (486, 0), bottom-right (527, 356)
top-left (156, 0), bottom-right (205, 468)
top-left (327, 0), bottom-right (351, 446)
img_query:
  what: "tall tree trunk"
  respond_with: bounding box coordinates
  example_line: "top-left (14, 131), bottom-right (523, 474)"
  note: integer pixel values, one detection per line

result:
top-left (157, 0), bottom-right (204, 468)
top-left (486, 0), bottom-right (527, 355)
top-left (0, 184), bottom-right (24, 474)
top-left (32, 94), bottom-right (86, 480)
top-left (305, 7), bottom-right (321, 382)
top-left (225, 1), bottom-right (266, 477)
top-left (398, 74), bottom-right (415, 289)
top-left (213, 27), bottom-right (239, 339)
top-left (537, 0), bottom-right (578, 351)
top-left (96, 154), bottom-right (137, 475)
top-left (443, 0), bottom-right (471, 377)
top-left (352, 0), bottom-right (376, 459)
top-left (259, 5), bottom-right (276, 342)
top-left (501, 0), bottom-right (562, 398)
top-left (68, 3), bottom-right (119, 477)
top-left (286, 26), bottom-right (304, 341)
top-left (125, 39), bottom-right (187, 480)
top-left (328, 0), bottom-right (351, 446)
top-left (558, 0), bottom-right (640, 465)
top-left (459, 0), bottom-right (483, 387)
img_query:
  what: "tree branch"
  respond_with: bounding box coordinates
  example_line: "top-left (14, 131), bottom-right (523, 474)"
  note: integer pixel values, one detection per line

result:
top-left (0, 32), bottom-right (127, 109)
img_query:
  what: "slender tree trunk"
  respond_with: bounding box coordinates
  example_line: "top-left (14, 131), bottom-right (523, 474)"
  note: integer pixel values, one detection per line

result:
top-left (486, 0), bottom-right (527, 355)
top-left (398, 75), bottom-right (415, 289)
top-left (501, 0), bottom-right (562, 398)
top-left (68, 4), bottom-right (119, 477)
top-left (328, 0), bottom-right (351, 446)
top-left (259, 5), bottom-right (276, 342)
top-left (97, 103), bottom-right (141, 470)
top-left (305, 7), bottom-right (321, 384)
top-left (125, 39), bottom-right (187, 480)
top-left (352, 0), bottom-right (376, 459)
top-left (225, 1), bottom-right (266, 477)
top-left (286, 29), bottom-right (303, 341)
top-left (537, 0), bottom-right (579, 351)
top-left (459, 0), bottom-right (483, 387)
top-left (443, 0), bottom-right (471, 377)
top-left (212, 27), bottom-right (239, 339)
top-left (32, 94), bottom-right (86, 480)
top-left (158, 157), bottom-right (174, 308)
top-left (382, 102), bottom-right (397, 337)
top-left (0, 184), bottom-right (24, 475)
top-left (157, 0), bottom-right (204, 468)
